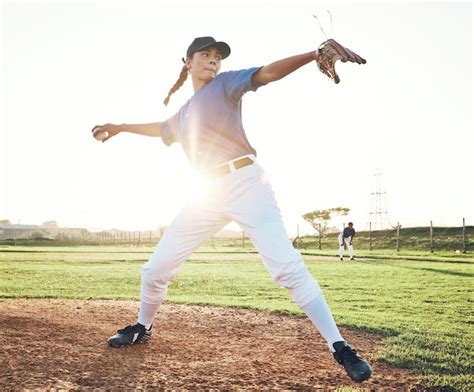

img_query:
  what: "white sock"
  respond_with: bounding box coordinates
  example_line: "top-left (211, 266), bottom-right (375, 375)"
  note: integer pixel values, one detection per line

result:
top-left (302, 295), bottom-right (344, 352)
top-left (137, 300), bottom-right (162, 329)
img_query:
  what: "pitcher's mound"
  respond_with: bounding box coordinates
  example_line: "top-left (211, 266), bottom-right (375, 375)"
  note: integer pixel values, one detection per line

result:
top-left (1, 299), bottom-right (422, 390)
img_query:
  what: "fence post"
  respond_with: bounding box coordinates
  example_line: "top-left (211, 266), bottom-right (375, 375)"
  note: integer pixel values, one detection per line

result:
top-left (396, 222), bottom-right (400, 252)
top-left (463, 217), bottom-right (467, 253)
top-left (369, 221), bottom-right (372, 251)
top-left (318, 224), bottom-right (322, 250)
top-left (430, 221), bottom-right (434, 253)
top-left (242, 230), bottom-right (245, 248)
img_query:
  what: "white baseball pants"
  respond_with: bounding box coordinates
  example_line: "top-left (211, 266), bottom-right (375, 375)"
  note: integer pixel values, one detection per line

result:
top-left (141, 160), bottom-right (322, 307)
top-left (138, 158), bottom-right (344, 348)
top-left (338, 234), bottom-right (354, 258)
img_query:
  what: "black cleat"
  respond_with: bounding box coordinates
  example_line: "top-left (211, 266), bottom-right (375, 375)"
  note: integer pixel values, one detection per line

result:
top-left (333, 341), bottom-right (372, 382)
top-left (339, 257), bottom-right (344, 261)
top-left (107, 323), bottom-right (152, 348)
top-left (350, 257), bottom-right (355, 261)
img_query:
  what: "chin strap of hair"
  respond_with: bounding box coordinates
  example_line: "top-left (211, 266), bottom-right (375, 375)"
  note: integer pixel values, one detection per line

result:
top-left (163, 58), bottom-right (188, 106)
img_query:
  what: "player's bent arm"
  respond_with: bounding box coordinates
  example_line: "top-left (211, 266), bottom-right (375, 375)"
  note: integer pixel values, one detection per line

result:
top-left (251, 51), bottom-right (319, 86)
top-left (92, 122), bottom-right (162, 142)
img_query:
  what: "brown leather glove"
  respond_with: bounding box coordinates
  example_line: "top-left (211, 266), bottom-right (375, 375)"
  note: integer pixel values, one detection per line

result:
top-left (316, 39), bottom-right (366, 84)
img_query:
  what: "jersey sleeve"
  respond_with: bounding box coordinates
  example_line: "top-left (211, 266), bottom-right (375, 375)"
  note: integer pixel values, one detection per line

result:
top-left (223, 67), bottom-right (264, 104)
top-left (160, 110), bottom-right (181, 146)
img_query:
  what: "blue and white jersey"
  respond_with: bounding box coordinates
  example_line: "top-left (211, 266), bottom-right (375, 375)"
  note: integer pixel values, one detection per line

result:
top-left (161, 67), bottom-right (264, 169)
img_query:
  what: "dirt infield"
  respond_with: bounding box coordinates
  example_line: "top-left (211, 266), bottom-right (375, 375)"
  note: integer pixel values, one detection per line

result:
top-left (1, 299), bottom-right (423, 390)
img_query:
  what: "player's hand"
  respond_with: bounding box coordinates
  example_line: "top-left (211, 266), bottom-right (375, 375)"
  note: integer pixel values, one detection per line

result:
top-left (91, 123), bottom-right (122, 142)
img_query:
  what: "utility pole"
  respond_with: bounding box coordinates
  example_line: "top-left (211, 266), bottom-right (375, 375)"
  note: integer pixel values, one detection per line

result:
top-left (368, 171), bottom-right (391, 231)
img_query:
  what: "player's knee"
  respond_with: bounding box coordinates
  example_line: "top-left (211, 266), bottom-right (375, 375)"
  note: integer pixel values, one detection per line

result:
top-left (272, 265), bottom-right (310, 290)
top-left (141, 259), bottom-right (177, 287)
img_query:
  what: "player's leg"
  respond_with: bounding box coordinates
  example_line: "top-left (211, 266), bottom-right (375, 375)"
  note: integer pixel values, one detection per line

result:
top-left (347, 237), bottom-right (355, 260)
top-left (139, 203), bottom-right (229, 325)
top-left (228, 164), bottom-right (342, 344)
top-left (338, 233), bottom-right (344, 260)
top-left (228, 163), bottom-right (371, 382)
top-left (108, 197), bottom-right (229, 347)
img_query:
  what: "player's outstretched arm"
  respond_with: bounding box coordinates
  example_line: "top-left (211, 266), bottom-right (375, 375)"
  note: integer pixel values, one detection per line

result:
top-left (91, 122), bottom-right (162, 143)
top-left (251, 51), bottom-right (318, 86)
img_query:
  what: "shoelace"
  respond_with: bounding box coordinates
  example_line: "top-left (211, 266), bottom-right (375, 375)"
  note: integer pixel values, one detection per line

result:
top-left (117, 324), bottom-right (141, 334)
top-left (336, 346), bottom-right (361, 366)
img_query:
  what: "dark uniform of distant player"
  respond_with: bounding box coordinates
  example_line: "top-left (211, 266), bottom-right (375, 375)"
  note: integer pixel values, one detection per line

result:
top-left (339, 222), bottom-right (356, 261)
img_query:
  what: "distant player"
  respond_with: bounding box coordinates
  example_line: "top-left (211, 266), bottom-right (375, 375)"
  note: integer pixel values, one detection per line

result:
top-left (339, 222), bottom-right (356, 261)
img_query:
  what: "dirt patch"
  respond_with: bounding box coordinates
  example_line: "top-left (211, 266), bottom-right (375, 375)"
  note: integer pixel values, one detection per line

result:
top-left (0, 299), bottom-right (423, 390)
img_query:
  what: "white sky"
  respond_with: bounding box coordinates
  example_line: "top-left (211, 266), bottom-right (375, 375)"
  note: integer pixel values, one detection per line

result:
top-left (1, 0), bottom-right (473, 235)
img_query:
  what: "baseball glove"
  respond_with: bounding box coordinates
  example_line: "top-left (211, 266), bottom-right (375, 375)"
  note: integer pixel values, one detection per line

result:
top-left (316, 38), bottom-right (366, 84)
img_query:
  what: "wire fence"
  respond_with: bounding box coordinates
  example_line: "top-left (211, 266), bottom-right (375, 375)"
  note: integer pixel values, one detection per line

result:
top-left (1, 220), bottom-right (472, 253)
top-left (293, 220), bottom-right (473, 253)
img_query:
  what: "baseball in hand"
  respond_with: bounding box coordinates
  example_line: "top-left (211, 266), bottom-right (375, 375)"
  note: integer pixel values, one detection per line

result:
top-left (93, 127), bottom-right (109, 141)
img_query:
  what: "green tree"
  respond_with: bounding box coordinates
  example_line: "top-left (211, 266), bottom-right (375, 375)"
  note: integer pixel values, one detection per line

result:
top-left (302, 207), bottom-right (350, 249)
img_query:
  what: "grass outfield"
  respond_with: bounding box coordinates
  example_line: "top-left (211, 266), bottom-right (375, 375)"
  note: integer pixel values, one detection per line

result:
top-left (0, 246), bottom-right (473, 391)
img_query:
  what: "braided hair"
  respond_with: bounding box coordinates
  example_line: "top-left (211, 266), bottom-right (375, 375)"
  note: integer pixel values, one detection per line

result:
top-left (163, 58), bottom-right (189, 106)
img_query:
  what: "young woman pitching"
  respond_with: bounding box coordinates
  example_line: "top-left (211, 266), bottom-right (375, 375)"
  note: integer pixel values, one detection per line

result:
top-left (92, 36), bottom-right (371, 382)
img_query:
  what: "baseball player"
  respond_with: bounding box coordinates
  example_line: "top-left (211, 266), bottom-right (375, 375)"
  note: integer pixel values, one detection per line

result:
top-left (93, 36), bottom-right (371, 382)
top-left (339, 222), bottom-right (356, 261)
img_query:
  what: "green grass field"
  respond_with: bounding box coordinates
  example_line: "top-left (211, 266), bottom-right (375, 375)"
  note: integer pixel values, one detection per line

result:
top-left (0, 246), bottom-right (473, 391)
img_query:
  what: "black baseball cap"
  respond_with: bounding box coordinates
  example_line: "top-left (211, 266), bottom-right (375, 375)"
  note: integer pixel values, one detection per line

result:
top-left (186, 36), bottom-right (231, 59)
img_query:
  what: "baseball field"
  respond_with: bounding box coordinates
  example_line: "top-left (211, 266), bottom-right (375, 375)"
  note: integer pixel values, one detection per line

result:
top-left (1, 246), bottom-right (473, 391)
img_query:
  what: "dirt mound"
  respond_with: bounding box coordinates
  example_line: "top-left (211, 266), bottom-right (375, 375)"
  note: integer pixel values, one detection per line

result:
top-left (0, 299), bottom-right (422, 390)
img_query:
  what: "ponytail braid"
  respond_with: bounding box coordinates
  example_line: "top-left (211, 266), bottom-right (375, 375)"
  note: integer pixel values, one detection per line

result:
top-left (163, 58), bottom-right (189, 106)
